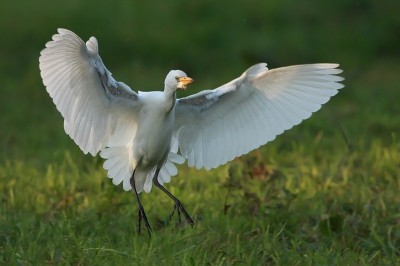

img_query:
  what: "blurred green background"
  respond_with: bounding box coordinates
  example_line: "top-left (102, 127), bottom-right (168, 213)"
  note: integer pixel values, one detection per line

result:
top-left (1, 0), bottom-right (399, 162)
top-left (1, 0), bottom-right (400, 264)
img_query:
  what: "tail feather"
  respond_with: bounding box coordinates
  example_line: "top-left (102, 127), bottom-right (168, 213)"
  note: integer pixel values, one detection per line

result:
top-left (143, 168), bottom-right (156, 193)
top-left (100, 144), bottom-right (186, 193)
top-left (100, 145), bottom-right (134, 190)
top-left (111, 165), bottom-right (128, 185)
top-left (164, 161), bottom-right (178, 176)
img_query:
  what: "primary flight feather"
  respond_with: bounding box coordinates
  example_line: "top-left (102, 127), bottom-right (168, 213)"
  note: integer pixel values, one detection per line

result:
top-left (39, 29), bottom-right (344, 235)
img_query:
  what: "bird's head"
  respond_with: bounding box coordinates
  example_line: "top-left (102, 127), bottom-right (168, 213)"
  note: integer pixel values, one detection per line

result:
top-left (165, 70), bottom-right (194, 91)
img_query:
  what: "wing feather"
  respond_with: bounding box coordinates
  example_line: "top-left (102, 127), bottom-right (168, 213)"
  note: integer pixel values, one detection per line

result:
top-left (174, 63), bottom-right (344, 170)
top-left (218, 113), bottom-right (229, 166)
top-left (213, 119), bottom-right (224, 169)
top-left (39, 29), bottom-right (141, 155)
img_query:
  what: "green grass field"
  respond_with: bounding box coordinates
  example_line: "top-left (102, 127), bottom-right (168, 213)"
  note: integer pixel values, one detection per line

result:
top-left (1, 0), bottom-right (399, 265)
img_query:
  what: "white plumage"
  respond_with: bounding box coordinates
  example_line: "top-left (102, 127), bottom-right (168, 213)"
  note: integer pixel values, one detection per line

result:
top-left (174, 63), bottom-right (343, 171)
top-left (39, 29), bottom-right (344, 232)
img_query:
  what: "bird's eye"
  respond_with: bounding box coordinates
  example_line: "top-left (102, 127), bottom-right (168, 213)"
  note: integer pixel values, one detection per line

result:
top-left (175, 77), bottom-right (179, 81)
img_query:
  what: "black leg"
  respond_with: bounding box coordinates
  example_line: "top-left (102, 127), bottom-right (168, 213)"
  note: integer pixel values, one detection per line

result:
top-left (130, 169), bottom-right (152, 236)
top-left (152, 169), bottom-right (194, 227)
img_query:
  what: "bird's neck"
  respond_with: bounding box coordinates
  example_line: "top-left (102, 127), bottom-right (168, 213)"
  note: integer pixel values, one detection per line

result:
top-left (163, 87), bottom-right (177, 113)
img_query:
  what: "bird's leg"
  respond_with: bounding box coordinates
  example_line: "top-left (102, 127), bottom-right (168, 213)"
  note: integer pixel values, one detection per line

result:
top-left (130, 170), bottom-right (152, 236)
top-left (152, 169), bottom-right (194, 227)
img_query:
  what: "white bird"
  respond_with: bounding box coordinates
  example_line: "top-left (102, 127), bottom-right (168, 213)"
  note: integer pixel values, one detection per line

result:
top-left (39, 29), bottom-right (344, 235)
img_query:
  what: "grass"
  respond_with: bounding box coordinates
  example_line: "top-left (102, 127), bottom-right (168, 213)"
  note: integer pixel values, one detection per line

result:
top-left (2, 136), bottom-right (399, 265)
top-left (1, 0), bottom-right (400, 265)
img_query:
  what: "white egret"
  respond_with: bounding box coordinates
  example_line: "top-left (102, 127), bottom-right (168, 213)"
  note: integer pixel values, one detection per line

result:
top-left (39, 29), bottom-right (344, 235)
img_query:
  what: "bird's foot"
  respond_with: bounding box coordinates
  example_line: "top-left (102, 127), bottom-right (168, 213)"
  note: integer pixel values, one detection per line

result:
top-left (138, 205), bottom-right (152, 236)
top-left (170, 200), bottom-right (194, 227)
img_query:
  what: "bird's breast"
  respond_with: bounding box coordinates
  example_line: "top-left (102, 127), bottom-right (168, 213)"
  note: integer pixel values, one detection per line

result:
top-left (132, 104), bottom-right (175, 169)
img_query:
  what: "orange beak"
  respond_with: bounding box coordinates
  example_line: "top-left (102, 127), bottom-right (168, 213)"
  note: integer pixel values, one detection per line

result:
top-left (178, 77), bottom-right (194, 85)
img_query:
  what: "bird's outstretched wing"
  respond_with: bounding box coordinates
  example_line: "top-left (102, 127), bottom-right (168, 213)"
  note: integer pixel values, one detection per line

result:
top-left (174, 63), bottom-right (344, 170)
top-left (39, 29), bottom-right (141, 155)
